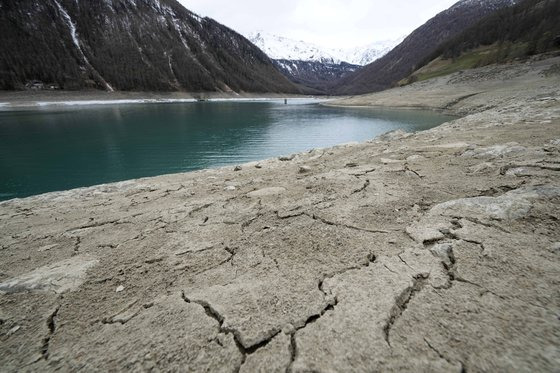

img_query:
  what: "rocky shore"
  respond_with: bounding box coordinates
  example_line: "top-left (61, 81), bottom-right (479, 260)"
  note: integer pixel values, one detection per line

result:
top-left (1, 56), bottom-right (559, 372)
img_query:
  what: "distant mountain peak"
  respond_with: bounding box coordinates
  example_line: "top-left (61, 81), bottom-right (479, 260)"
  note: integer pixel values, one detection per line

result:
top-left (247, 31), bottom-right (403, 66)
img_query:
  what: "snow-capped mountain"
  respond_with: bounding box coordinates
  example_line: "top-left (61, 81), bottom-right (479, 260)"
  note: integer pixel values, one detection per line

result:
top-left (332, 38), bottom-right (404, 66)
top-left (248, 32), bottom-right (340, 64)
top-left (247, 31), bottom-right (402, 66)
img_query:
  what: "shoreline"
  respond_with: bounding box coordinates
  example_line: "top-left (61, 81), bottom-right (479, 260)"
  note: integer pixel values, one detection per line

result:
top-left (1, 57), bottom-right (559, 371)
top-left (0, 90), bottom-right (338, 110)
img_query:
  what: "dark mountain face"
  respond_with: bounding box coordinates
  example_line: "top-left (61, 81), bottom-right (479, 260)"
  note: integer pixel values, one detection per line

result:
top-left (331, 0), bottom-right (518, 95)
top-left (0, 0), bottom-right (300, 93)
top-left (426, 0), bottom-right (560, 64)
top-left (273, 60), bottom-right (359, 93)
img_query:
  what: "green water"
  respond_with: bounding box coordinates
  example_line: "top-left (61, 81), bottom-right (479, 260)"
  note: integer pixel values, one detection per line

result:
top-left (0, 100), bottom-right (455, 201)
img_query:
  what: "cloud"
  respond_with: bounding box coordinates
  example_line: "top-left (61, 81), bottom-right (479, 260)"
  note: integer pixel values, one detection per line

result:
top-left (179, 0), bottom-right (459, 48)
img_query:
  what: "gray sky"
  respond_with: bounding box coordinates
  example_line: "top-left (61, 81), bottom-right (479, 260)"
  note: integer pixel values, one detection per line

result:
top-left (178, 0), bottom-right (459, 48)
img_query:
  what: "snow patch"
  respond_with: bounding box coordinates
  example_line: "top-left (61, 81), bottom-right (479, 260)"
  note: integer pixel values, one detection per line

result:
top-left (248, 31), bottom-right (403, 66)
top-left (53, 0), bottom-right (114, 92)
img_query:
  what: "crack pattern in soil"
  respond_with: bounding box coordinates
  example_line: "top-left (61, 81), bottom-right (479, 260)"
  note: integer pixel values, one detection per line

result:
top-left (383, 274), bottom-right (428, 347)
top-left (41, 307), bottom-right (60, 360)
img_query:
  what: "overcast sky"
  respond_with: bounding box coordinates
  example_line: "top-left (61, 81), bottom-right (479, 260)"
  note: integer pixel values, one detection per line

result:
top-left (178, 0), bottom-right (460, 48)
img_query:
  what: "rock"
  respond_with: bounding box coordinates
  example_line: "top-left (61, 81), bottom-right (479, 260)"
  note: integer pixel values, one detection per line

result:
top-left (255, 163), bottom-right (263, 169)
top-left (298, 166), bottom-right (312, 174)
top-left (461, 143), bottom-right (526, 158)
top-left (380, 158), bottom-right (403, 165)
top-left (406, 226), bottom-right (445, 244)
top-left (339, 141), bottom-right (360, 147)
top-left (377, 129), bottom-right (411, 141)
top-left (116, 285), bottom-right (125, 293)
top-left (0, 255), bottom-right (98, 294)
top-left (7, 326), bottom-right (21, 336)
top-left (224, 186), bottom-right (236, 191)
top-left (345, 162), bottom-right (359, 168)
top-left (406, 154), bottom-right (424, 162)
top-left (430, 186), bottom-right (560, 220)
top-left (233, 166), bottom-right (242, 171)
top-left (550, 139), bottom-right (560, 145)
top-left (468, 162), bottom-right (494, 174)
top-left (278, 154), bottom-right (295, 161)
top-left (550, 242), bottom-right (560, 253)
top-left (504, 167), bottom-right (531, 177)
top-left (38, 244), bottom-right (58, 252)
top-left (246, 187), bottom-right (286, 198)
top-left (428, 142), bottom-right (470, 149)
top-left (430, 243), bottom-right (454, 266)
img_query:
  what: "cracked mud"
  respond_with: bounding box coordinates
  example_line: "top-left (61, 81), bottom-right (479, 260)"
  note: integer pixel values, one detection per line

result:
top-left (1, 57), bottom-right (560, 372)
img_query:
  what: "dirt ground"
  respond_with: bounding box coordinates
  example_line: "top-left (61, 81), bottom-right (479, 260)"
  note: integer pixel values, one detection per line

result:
top-left (1, 56), bottom-right (559, 372)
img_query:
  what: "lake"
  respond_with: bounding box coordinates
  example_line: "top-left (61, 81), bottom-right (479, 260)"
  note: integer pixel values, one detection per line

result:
top-left (0, 99), bottom-right (455, 200)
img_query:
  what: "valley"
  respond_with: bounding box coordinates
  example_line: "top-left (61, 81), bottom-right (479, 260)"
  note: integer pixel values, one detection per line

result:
top-left (1, 0), bottom-right (559, 371)
top-left (1, 54), bottom-right (559, 371)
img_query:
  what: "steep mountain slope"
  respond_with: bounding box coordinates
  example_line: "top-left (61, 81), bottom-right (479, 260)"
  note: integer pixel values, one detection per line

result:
top-left (332, 0), bottom-right (518, 95)
top-left (423, 0), bottom-right (560, 66)
top-left (0, 0), bottom-right (300, 93)
top-left (273, 60), bottom-right (359, 92)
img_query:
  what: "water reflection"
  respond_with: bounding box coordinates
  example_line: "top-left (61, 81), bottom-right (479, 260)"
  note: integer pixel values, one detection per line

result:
top-left (0, 101), bottom-right (455, 200)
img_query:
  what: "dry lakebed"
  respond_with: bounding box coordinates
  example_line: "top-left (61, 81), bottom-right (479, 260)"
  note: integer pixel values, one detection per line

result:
top-left (1, 56), bottom-right (559, 372)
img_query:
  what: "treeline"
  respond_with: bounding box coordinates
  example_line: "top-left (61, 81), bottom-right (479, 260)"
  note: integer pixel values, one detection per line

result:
top-left (0, 0), bottom-right (300, 93)
top-left (424, 0), bottom-right (560, 66)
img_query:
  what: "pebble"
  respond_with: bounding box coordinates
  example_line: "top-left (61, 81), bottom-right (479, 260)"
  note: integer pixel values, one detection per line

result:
top-left (116, 285), bottom-right (125, 293)
top-left (279, 154), bottom-right (295, 161)
top-left (233, 166), bottom-right (242, 172)
top-left (8, 325), bottom-right (21, 336)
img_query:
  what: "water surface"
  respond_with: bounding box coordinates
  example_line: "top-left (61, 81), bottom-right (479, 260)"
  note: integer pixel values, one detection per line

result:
top-left (0, 100), bottom-right (455, 200)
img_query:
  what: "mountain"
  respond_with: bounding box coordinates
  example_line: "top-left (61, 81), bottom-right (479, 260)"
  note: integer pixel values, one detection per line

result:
top-left (248, 32), bottom-right (340, 64)
top-left (331, 0), bottom-right (519, 95)
top-left (247, 31), bottom-right (401, 93)
top-left (0, 0), bottom-right (300, 93)
top-left (421, 0), bottom-right (560, 67)
top-left (273, 60), bottom-right (359, 92)
top-left (330, 39), bottom-right (405, 66)
top-left (248, 31), bottom-right (402, 66)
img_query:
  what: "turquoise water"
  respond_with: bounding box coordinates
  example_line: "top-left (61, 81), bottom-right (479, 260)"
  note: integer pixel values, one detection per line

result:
top-left (0, 100), bottom-right (455, 200)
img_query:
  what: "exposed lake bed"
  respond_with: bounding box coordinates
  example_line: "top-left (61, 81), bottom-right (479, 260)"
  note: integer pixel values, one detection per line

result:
top-left (0, 57), bottom-right (559, 372)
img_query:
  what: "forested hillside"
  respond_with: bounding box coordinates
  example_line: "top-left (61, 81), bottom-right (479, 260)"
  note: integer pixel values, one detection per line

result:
top-left (0, 0), bottom-right (300, 93)
top-left (330, 0), bottom-right (518, 95)
top-left (424, 0), bottom-right (560, 64)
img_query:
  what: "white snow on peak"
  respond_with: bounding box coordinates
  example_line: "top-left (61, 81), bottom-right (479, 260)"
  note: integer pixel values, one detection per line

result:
top-left (247, 31), bottom-right (403, 66)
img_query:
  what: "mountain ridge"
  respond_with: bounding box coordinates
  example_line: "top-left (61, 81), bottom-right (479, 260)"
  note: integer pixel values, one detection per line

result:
top-left (0, 0), bottom-right (300, 93)
top-left (247, 31), bottom-right (402, 66)
top-left (331, 0), bottom-right (518, 95)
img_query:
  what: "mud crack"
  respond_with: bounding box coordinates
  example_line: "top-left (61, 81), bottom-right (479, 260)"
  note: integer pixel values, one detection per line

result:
top-left (351, 179), bottom-right (370, 194)
top-left (306, 212), bottom-right (390, 234)
top-left (181, 292), bottom-right (281, 373)
top-left (383, 274), bottom-right (428, 347)
top-left (41, 306), bottom-right (60, 360)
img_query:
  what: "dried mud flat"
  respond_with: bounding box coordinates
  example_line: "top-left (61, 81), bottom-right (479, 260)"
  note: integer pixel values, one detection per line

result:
top-left (1, 56), bottom-right (559, 372)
